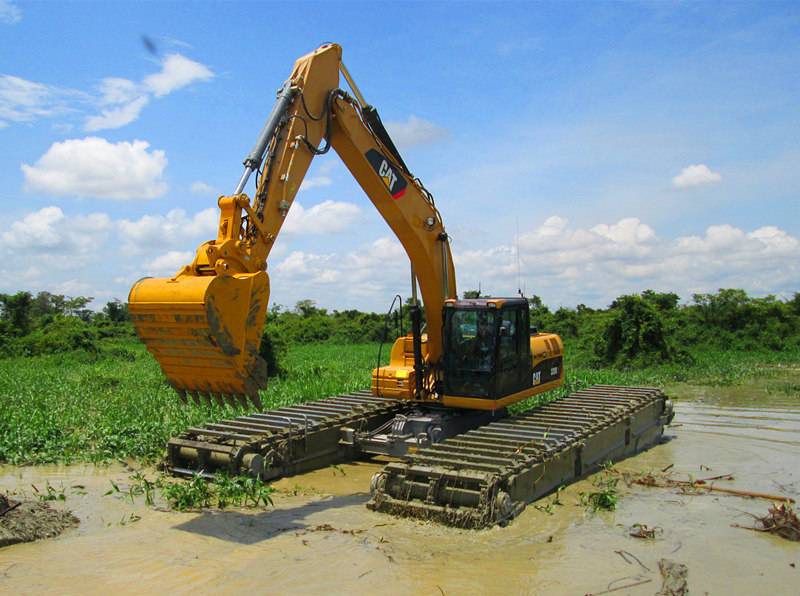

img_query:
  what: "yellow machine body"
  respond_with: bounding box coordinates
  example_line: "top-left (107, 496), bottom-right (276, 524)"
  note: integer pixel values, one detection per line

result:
top-left (372, 300), bottom-right (564, 411)
top-left (441, 332), bottom-right (564, 411)
top-left (370, 334), bottom-right (430, 399)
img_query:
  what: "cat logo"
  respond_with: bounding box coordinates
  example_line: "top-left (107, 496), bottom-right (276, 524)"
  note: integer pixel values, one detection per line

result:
top-left (365, 149), bottom-right (408, 199)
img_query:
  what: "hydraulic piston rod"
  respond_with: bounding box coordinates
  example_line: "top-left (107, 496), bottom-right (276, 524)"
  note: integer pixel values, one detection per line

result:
top-left (234, 80), bottom-right (297, 194)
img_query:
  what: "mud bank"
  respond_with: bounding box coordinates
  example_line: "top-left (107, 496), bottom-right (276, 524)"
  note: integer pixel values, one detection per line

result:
top-left (0, 382), bottom-right (798, 595)
top-left (0, 493), bottom-right (78, 547)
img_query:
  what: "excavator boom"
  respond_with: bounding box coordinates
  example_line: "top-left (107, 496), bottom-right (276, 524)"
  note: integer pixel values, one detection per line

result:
top-left (129, 44), bottom-right (455, 407)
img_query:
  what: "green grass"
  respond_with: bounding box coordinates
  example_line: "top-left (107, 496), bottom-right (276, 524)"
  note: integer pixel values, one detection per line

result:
top-left (0, 338), bottom-right (798, 466)
top-left (0, 338), bottom-right (384, 465)
top-left (580, 466), bottom-right (619, 512)
top-left (159, 473), bottom-right (275, 510)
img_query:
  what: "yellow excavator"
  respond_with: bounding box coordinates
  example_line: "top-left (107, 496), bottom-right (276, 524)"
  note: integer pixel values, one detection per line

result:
top-left (128, 44), bottom-right (672, 528)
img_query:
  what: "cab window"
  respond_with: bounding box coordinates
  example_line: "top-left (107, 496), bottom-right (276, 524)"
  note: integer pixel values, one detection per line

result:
top-left (448, 309), bottom-right (496, 372)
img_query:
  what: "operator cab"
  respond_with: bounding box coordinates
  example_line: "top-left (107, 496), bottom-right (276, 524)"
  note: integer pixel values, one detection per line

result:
top-left (442, 298), bottom-right (532, 400)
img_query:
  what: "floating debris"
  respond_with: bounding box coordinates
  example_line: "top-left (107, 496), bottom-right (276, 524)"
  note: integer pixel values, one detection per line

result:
top-left (736, 502), bottom-right (800, 542)
top-left (657, 558), bottom-right (689, 596)
top-left (629, 523), bottom-right (662, 540)
top-left (633, 471), bottom-right (795, 503)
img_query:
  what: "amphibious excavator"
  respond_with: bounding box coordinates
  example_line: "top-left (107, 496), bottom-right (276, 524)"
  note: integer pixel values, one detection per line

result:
top-left (129, 43), bottom-right (673, 528)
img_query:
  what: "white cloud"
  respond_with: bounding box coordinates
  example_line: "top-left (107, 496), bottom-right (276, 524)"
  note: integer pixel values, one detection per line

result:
top-left (54, 279), bottom-right (93, 296)
top-left (85, 96), bottom-right (149, 132)
top-left (386, 115), bottom-right (449, 149)
top-left (118, 207), bottom-right (217, 253)
top-left (590, 218), bottom-right (656, 245)
top-left (0, 1), bottom-right (21, 24)
top-left (22, 266), bottom-right (42, 281)
top-left (0, 206), bottom-right (202, 305)
top-left (97, 77), bottom-right (141, 106)
top-left (0, 75), bottom-right (80, 127)
top-left (299, 176), bottom-right (333, 191)
top-left (21, 137), bottom-right (168, 199)
top-left (3, 52), bottom-right (212, 132)
top-left (0, 76), bottom-right (50, 122)
top-left (0, 206), bottom-right (112, 256)
top-left (144, 250), bottom-right (193, 275)
top-left (456, 216), bottom-right (798, 306)
top-left (675, 224), bottom-right (798, 256)
top-left (747, 226), bottom-right (798, 254)
top-left (1, 202), bottom-right (797, 312)
top-left (278, 237), bottom-right (401, 279)
top-left (516, 216), bottom-right (656, 265)
top-left (82, 54), bottom-right (213, 131)
top-left (143, 54), bottom-right (214, 97)
top-left (274, 250), bottom-right (329, 277)
top-left (271, 236), bottom-right (408, 305)
top-left (672, 164), bottom-right (722, 189)
top-left (283, 200), bottom-right (361, 235)
top-left (190, 181), bottom-right (218, 195)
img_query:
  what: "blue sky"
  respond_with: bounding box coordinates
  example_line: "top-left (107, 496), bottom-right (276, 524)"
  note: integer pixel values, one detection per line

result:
top-left (1, 1), bottom-right (798, 311)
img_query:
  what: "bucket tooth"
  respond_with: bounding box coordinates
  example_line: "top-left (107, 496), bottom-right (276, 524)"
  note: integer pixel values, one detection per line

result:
top-left (227, 394), bottom-right (242, 408)
top-left (189, 391), bottom-right (202, 406)
top-left (248, 393), bottom-right (263, 411)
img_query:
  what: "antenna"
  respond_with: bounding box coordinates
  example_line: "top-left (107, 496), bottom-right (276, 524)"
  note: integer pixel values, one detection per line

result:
top-left (516, 217), bottom-right (523, 297)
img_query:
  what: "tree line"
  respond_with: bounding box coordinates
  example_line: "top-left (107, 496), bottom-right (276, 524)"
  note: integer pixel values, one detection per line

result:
top-left (525, 289), bottom-right (799, 367)
top-left (0, 292), bottom-right (132, 356)
top-left (1, 289), bottom-right (798, 369)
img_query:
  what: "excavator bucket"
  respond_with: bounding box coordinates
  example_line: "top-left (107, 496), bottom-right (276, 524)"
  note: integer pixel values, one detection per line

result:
top-left (128, 271), bottom-right (269, 409)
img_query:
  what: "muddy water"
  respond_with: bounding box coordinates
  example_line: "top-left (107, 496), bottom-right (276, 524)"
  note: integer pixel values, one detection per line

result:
top-left (1, 383), bottom-right (798, 595)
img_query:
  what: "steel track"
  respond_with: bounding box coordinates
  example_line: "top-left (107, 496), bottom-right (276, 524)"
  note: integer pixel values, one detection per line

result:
top-left (166, 385), bottom-right (672, 529)
top-left (367, 385), bottom-right (673, 528)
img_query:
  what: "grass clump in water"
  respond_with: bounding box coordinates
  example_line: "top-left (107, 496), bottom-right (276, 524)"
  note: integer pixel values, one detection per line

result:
top-left (159, 473), bottom-right (275, 511)
top-left (581, 464), bottom-right (619, 512)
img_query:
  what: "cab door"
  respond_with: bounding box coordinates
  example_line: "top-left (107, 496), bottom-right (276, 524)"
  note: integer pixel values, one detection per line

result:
top-left (495, 305), bottom-right (531, 397)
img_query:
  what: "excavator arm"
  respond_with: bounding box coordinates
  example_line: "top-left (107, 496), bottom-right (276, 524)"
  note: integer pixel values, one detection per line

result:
top-left (128, 44), bottom-right (455, 408)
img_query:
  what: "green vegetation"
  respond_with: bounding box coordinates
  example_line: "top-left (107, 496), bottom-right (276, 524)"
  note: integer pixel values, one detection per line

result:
top-left (265, 299), bottom-right (391, 344)
top-left (532, 289), bottom-right (800, 367)
top-left (0, 292), bottom-right (133, 358)
top-left (580, 463), bottom-right (619, 512)
top-left (158, 474), bottom-right (213, 510)
top-left (104, 471), bottom-right (275, 511)
top-left (599, 294), bottom-right (681, 367)
top-left (0, 339), bottom-right (383, 465)
top-left (0, 287), bottom-right (798, 466)
top-left (31, 481), bottom-right (67, 503)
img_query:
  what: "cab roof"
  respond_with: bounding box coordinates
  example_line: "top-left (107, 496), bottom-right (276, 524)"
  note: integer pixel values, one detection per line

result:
top-left (445, 297), bottom-right (529, 309)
